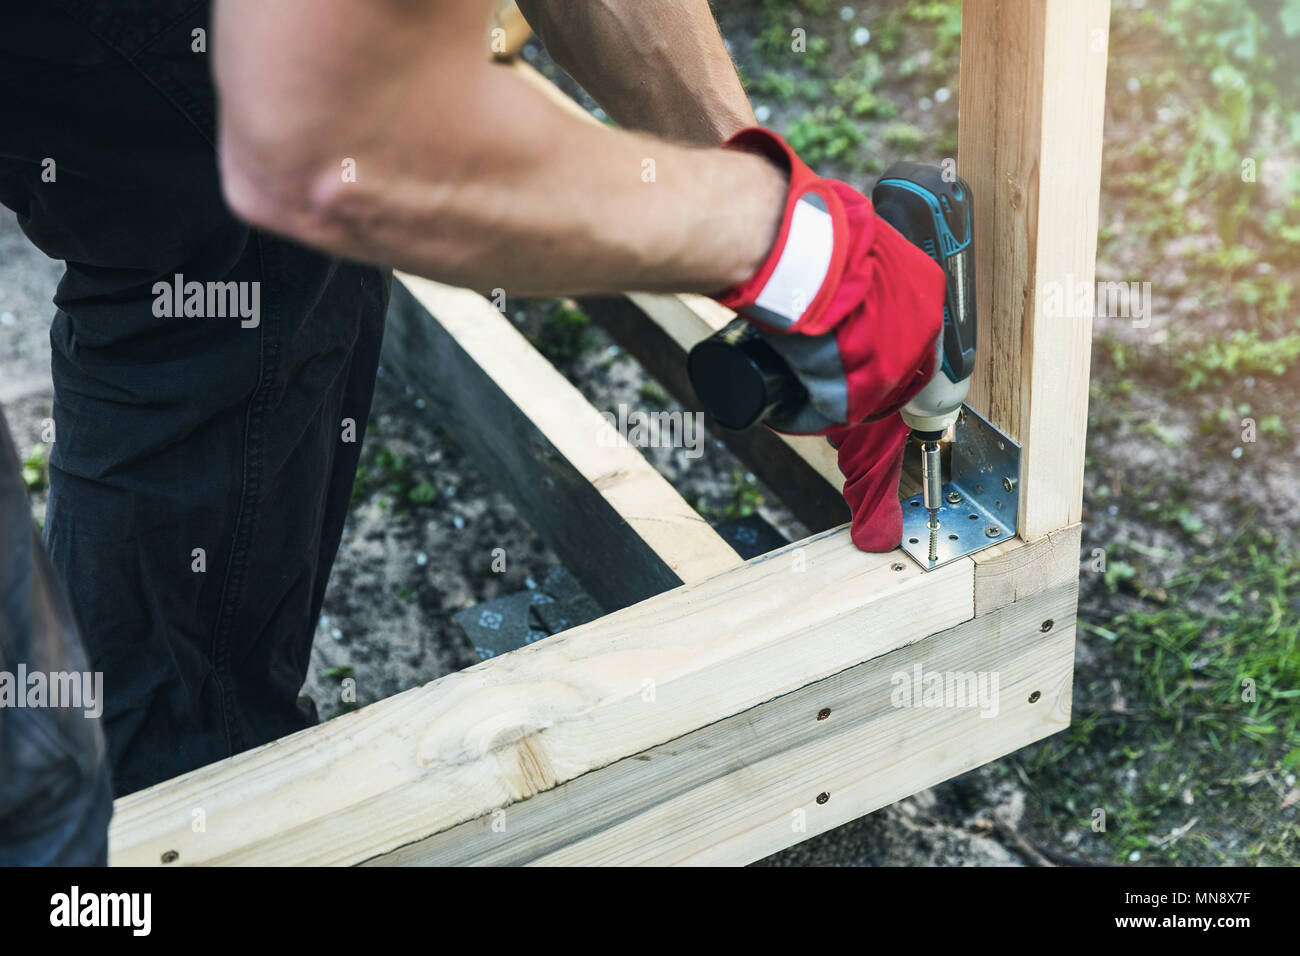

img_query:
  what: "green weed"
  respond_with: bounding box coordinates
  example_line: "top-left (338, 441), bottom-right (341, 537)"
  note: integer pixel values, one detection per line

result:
top-left (21, 444), bottom-right (48, 493)
top-left (537, 302), bottom-right (597, 363)
top-left (1177, 328), bottom-right (1300, 391)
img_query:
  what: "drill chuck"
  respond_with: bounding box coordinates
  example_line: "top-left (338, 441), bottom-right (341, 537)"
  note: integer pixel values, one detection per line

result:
top-left (920, 440), bottom-right (943, 515)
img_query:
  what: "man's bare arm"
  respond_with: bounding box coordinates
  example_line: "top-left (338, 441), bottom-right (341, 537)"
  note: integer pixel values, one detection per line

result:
top-left (213, 0), bottom-right (782, 296)
top-left (514, 0), bottom-right (754, 146)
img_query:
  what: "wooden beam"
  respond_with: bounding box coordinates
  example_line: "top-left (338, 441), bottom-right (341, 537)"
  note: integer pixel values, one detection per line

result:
top-left (370, 578), bottom-right (1076, 865)
top-left (958, 0), bottom-right (1110, 540)
top-left (973, 522), bottom-right (1081, 616)
top-left (108, 531), bottom-right (974, 866)
top-left (488, 1), bottom-right (531, 60)
top-left (382, 275), bottom-right (741, 611)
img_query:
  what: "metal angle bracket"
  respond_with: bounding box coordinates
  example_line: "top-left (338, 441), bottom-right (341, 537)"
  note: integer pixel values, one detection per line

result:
top-left (900, 404), bottom-right (1021, 570)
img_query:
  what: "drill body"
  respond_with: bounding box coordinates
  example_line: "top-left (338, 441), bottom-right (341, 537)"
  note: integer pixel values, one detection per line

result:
top-left (870, 163), bottom-right (977, 538)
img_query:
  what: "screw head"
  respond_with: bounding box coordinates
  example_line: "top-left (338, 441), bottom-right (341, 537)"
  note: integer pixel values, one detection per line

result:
top-left (1002, 476), bottom-right (1017, 492)
top-left (985, 525), bottom-right (1002, 538)
top-left (817, 707), bottom-right (831, 721)
top-left (1040, 619), bottom-right (1054, 632)
top-left (161, 850), bottom-right (179, 864)
top-left (891, 562), bottom-right (905, 572)
top-left (945, 490), bottom-right (963, 504)
top-left (816, 792), bottom-right (830, 805)
top-left (1028, 691), bottom-right (1042, 704)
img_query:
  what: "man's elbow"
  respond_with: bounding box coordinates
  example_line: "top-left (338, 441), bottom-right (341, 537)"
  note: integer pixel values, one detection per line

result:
top-left (217, 137), bottom-right (346, 250)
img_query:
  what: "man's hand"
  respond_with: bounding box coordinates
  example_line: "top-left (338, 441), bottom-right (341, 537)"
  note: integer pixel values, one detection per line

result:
top-left (212, 0), bottom-right (784, 296)
top-left (714, 128), bottom-right (945, 434)
top-left (711, 127), bottom-right (946, 552)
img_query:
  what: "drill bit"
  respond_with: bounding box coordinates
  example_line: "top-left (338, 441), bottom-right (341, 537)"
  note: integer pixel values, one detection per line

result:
top-left (920, 440), bottom-right (942, 563)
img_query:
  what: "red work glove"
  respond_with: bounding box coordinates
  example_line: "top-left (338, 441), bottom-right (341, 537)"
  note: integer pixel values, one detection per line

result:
top-left (825, 416), bottom-right (913, 552)
top-left (713, 127), bottom-right (946, 551)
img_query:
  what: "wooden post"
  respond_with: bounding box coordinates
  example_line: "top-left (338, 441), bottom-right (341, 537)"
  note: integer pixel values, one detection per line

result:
top-left (957, 0), bottom-right (1110, 541)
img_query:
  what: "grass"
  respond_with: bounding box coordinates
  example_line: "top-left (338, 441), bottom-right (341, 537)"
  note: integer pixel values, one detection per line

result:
top-left (697, 468), bottom-right (765, 523)
top-left (1016, 524), bottom-right (1300, 864)
top-left (1176, 327), bottom-right (1300, 391)
top-left (1101, 0), bottom-right (1300, 324)
top-left (637, 381), bottom-right (670, 405)
top-left (351, 446), bottom-right (439, 514)
top-left (535, 301), bottom-right (596, 364)
top-left (784, 107), bottom-right (868, 166)
top-left (740, 0), bottom-right (961, 179)
top-left (21, 444), bottom-right (48, 493)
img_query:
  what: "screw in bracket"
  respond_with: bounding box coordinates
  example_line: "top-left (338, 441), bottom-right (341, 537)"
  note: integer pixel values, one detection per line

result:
top-left (1002, 476), bottom-right (1017, 493)
top-left (945, 489), bottom-right (963, 504)
top-left (984, 525), bottom-right (1002, 538)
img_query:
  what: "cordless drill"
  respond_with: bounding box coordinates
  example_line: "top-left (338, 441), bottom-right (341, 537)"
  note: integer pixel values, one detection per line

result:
top-left (688, 162), bottom-right (977, 558)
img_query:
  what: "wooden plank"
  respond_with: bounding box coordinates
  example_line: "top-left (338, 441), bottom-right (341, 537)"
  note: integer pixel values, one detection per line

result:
top-left (488, 1), bottom-right (531, 60)
top-left (369, 578), bottom-right (1076, 865)
top-left (973, 523), bottom-right (1081, 616)
top-left (958, 0), bottom-right (1109, 540)
top-left (108, 531), bottom-right (974, 866)
top-left (382, 275), bottom-right (741, 611)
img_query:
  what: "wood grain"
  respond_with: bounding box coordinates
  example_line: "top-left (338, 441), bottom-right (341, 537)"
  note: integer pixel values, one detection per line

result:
top-left (109, 530), bottom-right (974, 866)
top-left (368, 580), bottom-right (1075, 865)
top-left (958, 0), bottom-right (1110, 540)
top-left (973, 522), bottom-right (1081, 616)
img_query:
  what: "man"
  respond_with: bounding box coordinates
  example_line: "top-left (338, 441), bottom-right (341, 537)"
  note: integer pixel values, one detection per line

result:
top-left (0, 0), bottom-right (942, 827)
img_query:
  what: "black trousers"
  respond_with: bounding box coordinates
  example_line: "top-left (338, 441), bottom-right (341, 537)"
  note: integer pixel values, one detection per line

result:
top-left (0, 0), bottom-right (390, 797)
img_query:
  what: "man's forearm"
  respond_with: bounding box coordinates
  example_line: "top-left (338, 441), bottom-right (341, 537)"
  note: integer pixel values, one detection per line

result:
top-left (515, 0), bottom-right (755, 146)
top-left (213, 0), bottom-right (782, 296)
